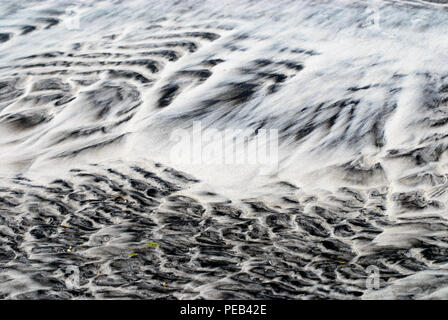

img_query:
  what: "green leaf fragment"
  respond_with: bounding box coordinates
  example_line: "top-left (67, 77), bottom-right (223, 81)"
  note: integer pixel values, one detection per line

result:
top-left (128, 252), bottom-right (138, 257)
top-left (146, 241), bottom-right (159, 247)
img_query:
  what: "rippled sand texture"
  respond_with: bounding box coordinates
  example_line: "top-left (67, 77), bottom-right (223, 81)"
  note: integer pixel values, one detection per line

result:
top-left (1, 0), bottom-right (448, 299)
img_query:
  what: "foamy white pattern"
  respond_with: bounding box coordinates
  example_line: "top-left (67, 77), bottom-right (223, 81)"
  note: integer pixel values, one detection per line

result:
top-left (1, 0), bottom-right (448, 299)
